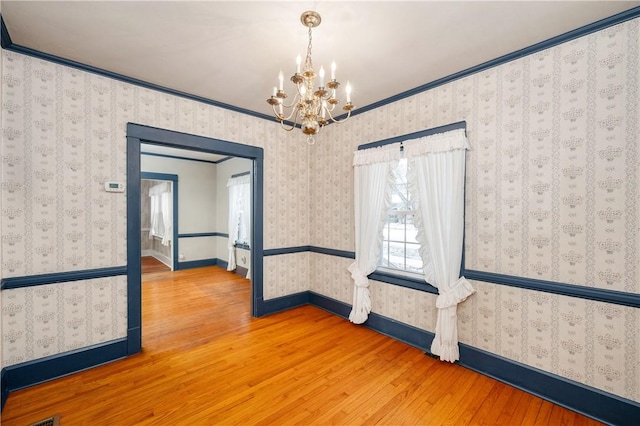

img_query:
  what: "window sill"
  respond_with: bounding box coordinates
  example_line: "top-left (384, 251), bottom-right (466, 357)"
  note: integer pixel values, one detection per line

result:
top-left (368, 270), bottom-right (438, 295)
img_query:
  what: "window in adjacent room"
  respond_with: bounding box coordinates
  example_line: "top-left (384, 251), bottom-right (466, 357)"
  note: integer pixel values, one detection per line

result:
top-left (149, 181), bottom-right (172, 246)
top-left (228, 174), bottom-right (251, 247)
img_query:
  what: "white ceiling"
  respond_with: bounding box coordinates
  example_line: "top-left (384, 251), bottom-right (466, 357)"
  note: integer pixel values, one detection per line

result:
top-left (2, 1), bottom-right (639, 120)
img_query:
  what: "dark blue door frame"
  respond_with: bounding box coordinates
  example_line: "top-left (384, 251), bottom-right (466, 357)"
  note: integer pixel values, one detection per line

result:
top-left (126, 123), bottom-right (265, 356)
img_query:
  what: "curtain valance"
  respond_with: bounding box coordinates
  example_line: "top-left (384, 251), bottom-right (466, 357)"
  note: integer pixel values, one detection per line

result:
top-left (149, 182), bottom-right (170, 196)
top-left (403, 128), bottom-right (470, 157)
top-left (353, 143), bottom-right (402, 166)
top-left (227, 174), bottom-right (251, 187)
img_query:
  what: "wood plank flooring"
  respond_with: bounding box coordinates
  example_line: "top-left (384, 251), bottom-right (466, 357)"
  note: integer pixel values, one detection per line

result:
top-left (141, 256), bottom-right (170, 274)
top-left (1, 266), bottom-right (603, 425)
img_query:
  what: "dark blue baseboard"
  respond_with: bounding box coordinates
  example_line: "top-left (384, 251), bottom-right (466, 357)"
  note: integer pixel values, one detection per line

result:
top-left (178, 232), bottom-right (228, 238)
top-left (456, 344), bottom-right (640, 426)
top-left (308, 291), bottom-right (351, 318)
top-left (235, 265), bottom-right (248, 277)
top-left (1, 338), bottom-right (128, 411)
top-left (176, 258), bottom-right (235, 271)
top-left (176, 258), bottom-right (219, 270)
top-left (259, 292), bottom-right (310, 316)
top-left (307, 292), bottom-right (640, 426)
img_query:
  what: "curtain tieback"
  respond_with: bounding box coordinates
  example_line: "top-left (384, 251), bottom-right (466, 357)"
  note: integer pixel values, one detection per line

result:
top-left (435, 276), bottom-right (475, 309)
top-left (347, 262), bottom-right (369, 288)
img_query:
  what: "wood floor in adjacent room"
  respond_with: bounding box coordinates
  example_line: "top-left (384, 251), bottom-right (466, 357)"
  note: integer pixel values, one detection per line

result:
top-left (1, 266), bottom-right (602, 425)
top-left (141, 256), bottom-right (171, 274)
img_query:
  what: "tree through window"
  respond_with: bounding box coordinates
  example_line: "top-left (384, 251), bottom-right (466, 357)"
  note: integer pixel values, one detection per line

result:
top-left (379, 158), bottom-right (423, 275)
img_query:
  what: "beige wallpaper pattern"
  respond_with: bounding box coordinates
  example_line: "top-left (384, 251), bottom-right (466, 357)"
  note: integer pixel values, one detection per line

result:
top-left (309, 19), bottom-right (639, 403)
top-left (1, 50), bottom-right (309, 367)
top-left (2, 276), bottom-right (127, 366)
top-left (264, 252), bottom-right (310, 300)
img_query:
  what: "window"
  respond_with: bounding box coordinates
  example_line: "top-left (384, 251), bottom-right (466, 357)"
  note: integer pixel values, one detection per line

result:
top-left (354, 124), bottom-right (468, 310)
top-left (235, 188), bottom-right (250, 246)
top-left (227, 174), bottom-right (251, 247)
top-left (227, 174), bottom-right (251, 273)
top-left (378, 158), bottom-right (423, 276)
top-left (149, 182), bottom-right (172, 246)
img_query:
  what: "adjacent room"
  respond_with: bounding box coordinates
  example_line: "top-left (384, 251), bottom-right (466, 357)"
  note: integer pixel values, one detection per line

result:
top-left (1, 1), bottom-right (638, 425)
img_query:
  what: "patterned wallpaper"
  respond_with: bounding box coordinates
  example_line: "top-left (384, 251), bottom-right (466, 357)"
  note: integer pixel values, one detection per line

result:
top-left (1, 49), bottom-right (309, 367)
top-left (264, 252), bottom-right (310, 300)
top-left (463, 27), bottom-right (639, 294)
top-left (309, 19), bottom-right (639, 403)
top-left (2, 276), bottom-right (127, 367)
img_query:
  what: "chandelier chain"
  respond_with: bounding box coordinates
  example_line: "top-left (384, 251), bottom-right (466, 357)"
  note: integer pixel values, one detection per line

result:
top-left (305, 26), bottom-right (313, 70)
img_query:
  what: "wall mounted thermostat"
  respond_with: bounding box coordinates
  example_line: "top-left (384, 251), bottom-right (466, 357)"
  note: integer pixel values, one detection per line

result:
top-left (104, 182), bottom-right (125, 193)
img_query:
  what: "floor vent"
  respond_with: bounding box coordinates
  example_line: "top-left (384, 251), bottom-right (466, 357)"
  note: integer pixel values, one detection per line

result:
top-left (28, 414), bottom-right (60, 426)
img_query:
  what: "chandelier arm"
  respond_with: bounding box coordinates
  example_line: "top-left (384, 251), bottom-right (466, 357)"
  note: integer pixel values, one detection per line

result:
top-left (279, 109), bottom-right (301, 132)
top-left (283, 103), bottom-right (301, 122)
top-left (271, 102), bottom-right (298, 126)
top-left (325, 106), bottom-right (353, 124)
top-left (279, 121), bottom-right (296, 132)
top-left (324, 102), bottom-right (336, 113)
top-left (280, 92), bottom-right (301, 109)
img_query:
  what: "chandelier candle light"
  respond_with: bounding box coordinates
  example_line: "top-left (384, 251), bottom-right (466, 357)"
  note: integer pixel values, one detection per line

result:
top-left (267, 11), bottom-right (354, 144)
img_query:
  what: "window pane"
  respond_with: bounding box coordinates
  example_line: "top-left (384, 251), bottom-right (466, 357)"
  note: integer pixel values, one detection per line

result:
top-left (388, 216), bottom-right (406, 243)
top-left (406, 215), bottom-right (419, 243)
top-left (390, 184), bottom-right (410, 210)
top-left (395, 158), bottom-right (408, 182)
top-left (405, 243), bottom-right (423, 273)
top-left (388, 242), bottom-right (406, 270)
top-left (390, 191), bottom-right (404, 210)
top-left (380, 241), bottom-right (390, 267)
top-left (378, 158), bottom-right (424, 276)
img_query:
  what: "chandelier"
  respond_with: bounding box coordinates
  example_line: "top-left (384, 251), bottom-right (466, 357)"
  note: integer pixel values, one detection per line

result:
top-left (267, 11), bottom-right (354, 144)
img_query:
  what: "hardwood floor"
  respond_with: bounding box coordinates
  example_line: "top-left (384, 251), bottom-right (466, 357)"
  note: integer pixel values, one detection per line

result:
top-left (141, 256), bottom-right (170, 274)
top-left (2, 266), bottom-right (603, 425)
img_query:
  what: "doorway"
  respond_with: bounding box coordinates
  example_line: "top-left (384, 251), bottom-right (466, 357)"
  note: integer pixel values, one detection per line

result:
top-left (126, 123), bottom-right (265, 356)
top-left (141, 173), bottom-right (178, 272)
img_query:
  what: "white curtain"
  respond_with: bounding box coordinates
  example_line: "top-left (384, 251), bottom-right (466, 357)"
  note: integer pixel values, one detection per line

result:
top-left (239, 180), bottom-right (251, 246)
top-left (404, 128), bottom-right (475, 362)
top-left (160, 192), bottom-right (172, 246)
top-left (149, 182), bottom-right (172, 247)
top-left (240, 178), bottom-right (251, 280)
top-left (227, 175), bottom-right (251, 273)
top-left (348, 144), bottom-right (400, 324)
